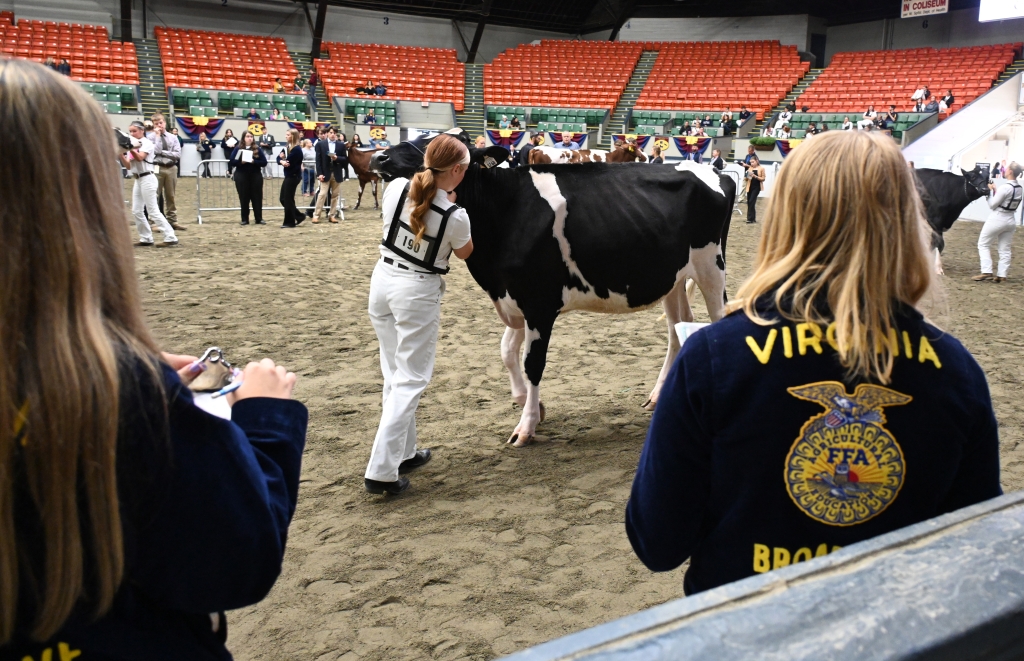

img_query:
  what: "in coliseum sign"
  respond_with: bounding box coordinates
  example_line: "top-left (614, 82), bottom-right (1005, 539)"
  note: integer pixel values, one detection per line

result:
top-left (901, 0), bottom-right (948, 18)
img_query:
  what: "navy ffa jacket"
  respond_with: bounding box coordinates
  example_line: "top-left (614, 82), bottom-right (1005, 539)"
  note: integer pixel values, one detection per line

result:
top-left (276, 145), bottom-right (303, 178)
top-left (315, 139), bottom-right (348, 181)
top-left (228, 145), bottom-right (268, 177)
top-left (2, 363), bottom-right (308, 661)
top-left (626, 304), bottom-right (1000, 596)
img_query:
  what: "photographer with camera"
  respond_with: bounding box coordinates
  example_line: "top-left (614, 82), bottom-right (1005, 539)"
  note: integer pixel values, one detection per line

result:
top-left (146, 112), bottom-right (186, 232)
top-left (197, 131), bottom-right (213, 178)
top-left (744, 155), bottom-right (765, 224)
top-left (118, 121), bottom-right (178, 246)
top-left (974, 162), bottom-right (1023, 283)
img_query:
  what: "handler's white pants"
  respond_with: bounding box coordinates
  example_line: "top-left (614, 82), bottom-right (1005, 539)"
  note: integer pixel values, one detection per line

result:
top-left (132, 173), bottom-right (177, 243)
top-left (978, 216), bottom-right (1016, 277)
top-left (366, 259), bottom-right (445, 482)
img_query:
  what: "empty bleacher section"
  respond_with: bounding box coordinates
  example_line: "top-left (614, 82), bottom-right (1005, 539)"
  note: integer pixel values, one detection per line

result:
top-left (321, 42), bottom-right (465, 112)
top-left (797, 44), bottom-right (1022, 114)
top-left (484, 40), bottom-right (643, 110)
top-left (169, 89), bottom-right (310, 120)
top-left (634, 41), bottom-right (808, 119)
top-left (0, 15), bottom-right (139, 113)
top-left (155, 27), bottom-right (298, 94)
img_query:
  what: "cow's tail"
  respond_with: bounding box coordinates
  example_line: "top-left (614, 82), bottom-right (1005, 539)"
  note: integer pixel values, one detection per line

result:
top-left (719, 177), bottom-right (736, 303)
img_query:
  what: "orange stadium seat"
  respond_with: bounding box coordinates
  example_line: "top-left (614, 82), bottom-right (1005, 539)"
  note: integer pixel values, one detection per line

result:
top-left (483, 40), bottom-right (642, 110)
top-left (634, 40), bottom-right (809, 120)
top-left (155, 26), bottom-right (297, 93)
top-left (0, 16), bottom-right (138, 85)
top-left (796, 44), bottom-right (1021, 115)
top-left (319, 42), bottom-right (464, 111)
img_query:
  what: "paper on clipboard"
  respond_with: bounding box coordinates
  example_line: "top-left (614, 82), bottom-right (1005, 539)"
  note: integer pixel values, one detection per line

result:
top-left (674, 322), bottom-right (710, 346)
top-left (240, 149), bottom-right (253, 163)
top-left (192, 392), bottom-right (232, 420)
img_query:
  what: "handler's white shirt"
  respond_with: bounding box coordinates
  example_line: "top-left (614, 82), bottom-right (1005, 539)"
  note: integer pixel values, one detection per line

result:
top-left (128, 136), bottom-right (155, 175)
top-left (380, 178), bottom-right (472, 272)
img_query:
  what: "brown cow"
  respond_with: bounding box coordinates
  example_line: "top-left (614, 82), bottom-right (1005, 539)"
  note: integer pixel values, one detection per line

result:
top-left (346, 144), bottom-right (383, 209)
top-left (528, 142), bottom-right (648, 165)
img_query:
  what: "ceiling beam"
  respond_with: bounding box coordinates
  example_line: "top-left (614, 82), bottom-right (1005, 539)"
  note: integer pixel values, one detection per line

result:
top-left (120, 0), bottom-right (132, 43)
top-left (311, 0), bottom-right (329, 60)
top-left (466, 0), bottom-right (493, 64)
top-left (608, 0), bottom-right (637, 40)
top-left (300, 1), bottom-right (316, 36)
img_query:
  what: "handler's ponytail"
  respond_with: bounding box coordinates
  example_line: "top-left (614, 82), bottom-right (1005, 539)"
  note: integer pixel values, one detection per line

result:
top-left (408, 134), bottom-right (469, 241)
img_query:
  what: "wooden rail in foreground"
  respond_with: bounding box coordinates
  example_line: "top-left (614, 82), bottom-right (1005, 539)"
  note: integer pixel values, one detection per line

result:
top-left (501, 491), bottom-right (1024, 661)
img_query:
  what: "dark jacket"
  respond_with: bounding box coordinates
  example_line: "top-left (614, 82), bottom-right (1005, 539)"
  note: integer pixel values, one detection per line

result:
top-left (229, 145), bottom-right (268, 177)
top-left (626, 304), bottom-right (1000, 596)
top-left (1, 362), bottom-right (308, 660)
top-left (315, 139), bottom-right (349, 180)
top-left (710, 156), bottom-right (725, 170)
top-left (277, 145), bottom-right (303, 178)
top-left (197, 137), bottom-right (212, 156)
top-left (518, 142), bottom-right (535, 166)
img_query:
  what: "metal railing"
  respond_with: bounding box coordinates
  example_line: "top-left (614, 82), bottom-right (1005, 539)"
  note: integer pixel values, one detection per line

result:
top-left (195, 158), bottom-right (345, 223)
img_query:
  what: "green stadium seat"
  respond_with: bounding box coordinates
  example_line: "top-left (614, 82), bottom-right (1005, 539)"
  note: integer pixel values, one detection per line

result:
top-left (385, 100), bottom-right (396, 111)
top-left (344, 99), bottom-right (355, 114)
top-left (295, 111), bottom-right (306, 121)
top-left (119, 86), bottom-right (134, 105)
top-left (791, 129), bottom-right (806, 138)
top-left (206, 107), bottom-right (218, 118)
top-left (284, 103), bottom-right (297, 112)
top-left (171, 90), bottom-right (186, 108)
top-left (258, 101), bottom-right (272, 110)
top-left (189, 105), bottom-right (203, 116)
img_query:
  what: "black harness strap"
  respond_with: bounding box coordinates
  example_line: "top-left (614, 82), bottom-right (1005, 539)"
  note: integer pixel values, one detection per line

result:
top-left (382, 183), bottom-right (459, 275)
top-left (1000, 182), bottom-right (1022, 212)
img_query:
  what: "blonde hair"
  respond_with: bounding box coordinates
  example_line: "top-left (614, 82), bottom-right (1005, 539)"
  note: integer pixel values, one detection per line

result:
top-left (0, 59), bottom-right (163, 642)
top-left (731, 131), bottom-right (932, 384)
top-left (407, 134), bottom-right (469, 241)
top-left (286, 128), bottom-right (301, 149)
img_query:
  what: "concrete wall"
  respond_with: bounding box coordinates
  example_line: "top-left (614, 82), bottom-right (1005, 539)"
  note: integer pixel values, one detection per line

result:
top-left (825, 8), bottom-right (1024, 63)
top-left (0, 0), bottom-right (111, 27)
top-left (617, 15), bottom-right (812, 51)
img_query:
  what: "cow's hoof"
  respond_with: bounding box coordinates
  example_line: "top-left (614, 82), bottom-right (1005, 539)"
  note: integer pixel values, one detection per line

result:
top-left (507, 432), bottom-right (535, 447)
top-left (936, 268), bottom-right (945, 276)
top-left (539, 402), bottom-right (546, 422)
top-left (642, 398), bottom-right (657, 412)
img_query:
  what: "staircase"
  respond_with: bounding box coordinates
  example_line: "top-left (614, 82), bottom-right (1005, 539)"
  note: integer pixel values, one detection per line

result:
top-left (752, 67), bottom-right (824, 138)
top-left (289, 51), bottom-right (337, 125)
top-left (996, 57), bottom-right (1024, 85)
top-left (134, 38), bottom-right (169, 117)
top-left (456, 63), bottom-right (485, 134)
top-left (597, 50), bottom-right (657, 150)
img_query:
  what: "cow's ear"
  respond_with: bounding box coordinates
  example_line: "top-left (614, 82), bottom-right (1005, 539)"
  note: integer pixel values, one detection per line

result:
top-left (472, 146), bottom-right (510, 168)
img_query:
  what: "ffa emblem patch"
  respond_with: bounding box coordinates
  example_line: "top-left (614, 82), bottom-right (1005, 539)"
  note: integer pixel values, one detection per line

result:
top-left (248, 121), bottom-right (265, 136)
top-left (784, 382), bottom-right (910, 526)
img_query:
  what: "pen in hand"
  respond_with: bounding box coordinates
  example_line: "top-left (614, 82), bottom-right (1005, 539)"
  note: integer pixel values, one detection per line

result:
top-left (211, 379), bottom-right (244, 399)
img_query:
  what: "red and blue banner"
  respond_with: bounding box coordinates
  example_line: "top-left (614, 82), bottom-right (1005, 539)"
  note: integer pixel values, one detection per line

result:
top-left (175, 116), bottom-right (224, 140)
top-left (486, 129), bottom-right (526, 148)
top-left (613, 134), bottom-right (653, 150)
top-left (673, 136), bottom-right (711, 161)
top-left (776, 139), bottom-right (804, 157)
top-left (549, 132), bottom-right (587, 147)
top-left (289, 121), bottom-right (330, 140)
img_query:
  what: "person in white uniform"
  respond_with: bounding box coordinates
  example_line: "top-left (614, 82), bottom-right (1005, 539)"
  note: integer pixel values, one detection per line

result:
top-left (974, 162), bottom-right (1022, 283)
top-left (118, 121), bottom-right (178, 246)
top-left (365, 134), bottom-right (474, 495)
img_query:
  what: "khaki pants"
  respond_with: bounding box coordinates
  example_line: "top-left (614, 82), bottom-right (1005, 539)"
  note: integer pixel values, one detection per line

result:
top-left (313, 175), bottom-right (342, 220)
top-left (155, 165), bottom-right (178, 223)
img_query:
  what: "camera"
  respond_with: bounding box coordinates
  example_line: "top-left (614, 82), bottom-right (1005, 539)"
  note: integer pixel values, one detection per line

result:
top-left (114, 127), bottom-right (140, 151)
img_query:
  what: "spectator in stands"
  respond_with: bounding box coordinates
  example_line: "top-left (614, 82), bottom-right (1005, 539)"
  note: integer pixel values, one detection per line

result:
top-left (293, 73), bottom-right (306, 94)
top-left (681, 120), bottom-right (692, 135)
top-left (273, 77), bottom-right (284, 93)
top-left (246, 108), bottom-right (259, 120)
top-left (374, 80), bottom-right (386, 96)
top-left (222, 128), bottom-right (239, 175)
top-left (196, 131), bottom-right (213, 178)
top-left (974, 162), bottom-right (1022, 283)
top-left (775, 108), bottom-right (793, 131)
top-left (775, 123), bottom-right (792, 139)
top-left (719, 111), bottom-right (735, 136)
top-left (841, 116), bottom-right (853, 130)
top-left (701, 114), bottom-right (713, 128)
top-left (858, 105), bottom-right (877, 130)
top-left (147, 112), bottom-right (185, 232)
top-left (44, 56), bottom-right (57, 70)
top-left (912, 98), bottom-right (924, 113)
top-left (911, 83), bottom-right (927, 104)
top-left (806, 122), bottom-right (818, 136)
top-left (356, 79), bottom-right (373, 95)
top-left (693, 124), bottom-right (707, 138)
top-left (650, 145), bottom-right (664, 164)
top-left (510, 116), bottom-right (521, 129)
top-left (229, 130), bottom-right (268, 225)
top-left (519, 134), bottom-right (541, 166)
top-left (365, 108), bottom-right (377, 125)
top-left (308, 68), bottom-right (320, 109)
top-left (924, 97), bottom-right (939, 113)
top-left (709, 148), bottom-right (725, 170)
top-left (499, 115), bottom-right (511, 129)
top-left (739, 106), bottom-right (752, 121)
top-left (744, 155), bottom-right (764, 224)
top-left (819, 122), bottom-right (829, 133)
top-left (881, 105), bottom-right (899, 131)
top-left (271, 107), bottom-right (282, 120)
top-left (277, 129), bottom-right (305, 228)
top-left (940, 89), bottom-right (955, 112)
top-left (57, 58), bottom-right (71, 76)
top-left (557, 133), bottom-right (580, 150)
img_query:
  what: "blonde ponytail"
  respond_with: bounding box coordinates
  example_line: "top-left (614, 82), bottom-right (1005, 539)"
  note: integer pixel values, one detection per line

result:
top-left (406, 134), bottom-right (469, 241)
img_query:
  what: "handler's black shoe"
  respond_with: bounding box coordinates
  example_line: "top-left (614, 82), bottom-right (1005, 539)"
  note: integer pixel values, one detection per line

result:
top-left (364, 477), bottom-right (410, 495)
top-left (399, 449), bottom-right (432, 474)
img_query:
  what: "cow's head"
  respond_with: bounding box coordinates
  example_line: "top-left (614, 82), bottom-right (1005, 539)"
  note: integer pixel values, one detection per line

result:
top-left (370, 128), bottom-right (510, 181)
top-left (963, 163), bottom-right (990, 198)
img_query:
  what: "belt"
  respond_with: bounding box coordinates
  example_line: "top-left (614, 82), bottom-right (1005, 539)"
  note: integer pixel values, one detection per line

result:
top-left (381, 256), bottom-right (434, 274)
top-left (133, 172), bottom-right (153, 178)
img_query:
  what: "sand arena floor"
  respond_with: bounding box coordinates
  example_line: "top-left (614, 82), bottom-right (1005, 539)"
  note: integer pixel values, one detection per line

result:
top-left (129, 176), bottom-right (1024, 660)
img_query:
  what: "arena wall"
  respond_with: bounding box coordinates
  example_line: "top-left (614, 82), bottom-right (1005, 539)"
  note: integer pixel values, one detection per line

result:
top-left (617, 15), bottom-right (814, 51)
top-left (825, 8), bottom-right (1024, 63)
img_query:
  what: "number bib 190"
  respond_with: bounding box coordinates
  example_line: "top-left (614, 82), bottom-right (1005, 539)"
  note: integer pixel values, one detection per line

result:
top-left (393, 221), bottom-right (436, 260)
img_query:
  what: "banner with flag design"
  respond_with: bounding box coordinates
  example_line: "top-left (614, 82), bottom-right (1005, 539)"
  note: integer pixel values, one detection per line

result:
top-left (289, 121), bottom-right (330, 139)
top-left (613, 134), bottom-right (652, 150)
top-left (175, 116), bottom-right (225, 140)
top-left (486, 129), bottom-right (526, 148)
top-left (549, 132), bottom-right (587, 147)
top-left (672, 136), bottom-right (711, 161)
top-left (776, 138), bottom-right (804, 157)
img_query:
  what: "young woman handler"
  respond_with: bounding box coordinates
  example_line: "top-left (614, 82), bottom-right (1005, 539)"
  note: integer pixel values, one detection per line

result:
top-left (626, 130), bottom-right (1001, 595)
top-left (365, 134), bottom-right (474, 495)
top-left (0, 59), bottom-right (308, 658)
top-left (229, 130), bottom-right (268, 225)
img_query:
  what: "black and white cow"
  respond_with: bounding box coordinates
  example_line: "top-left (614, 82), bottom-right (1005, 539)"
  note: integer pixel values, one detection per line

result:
top-left (914, 165), bottom-right (990, 274)
top-left (371, 130), bottom-right (735, 446)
